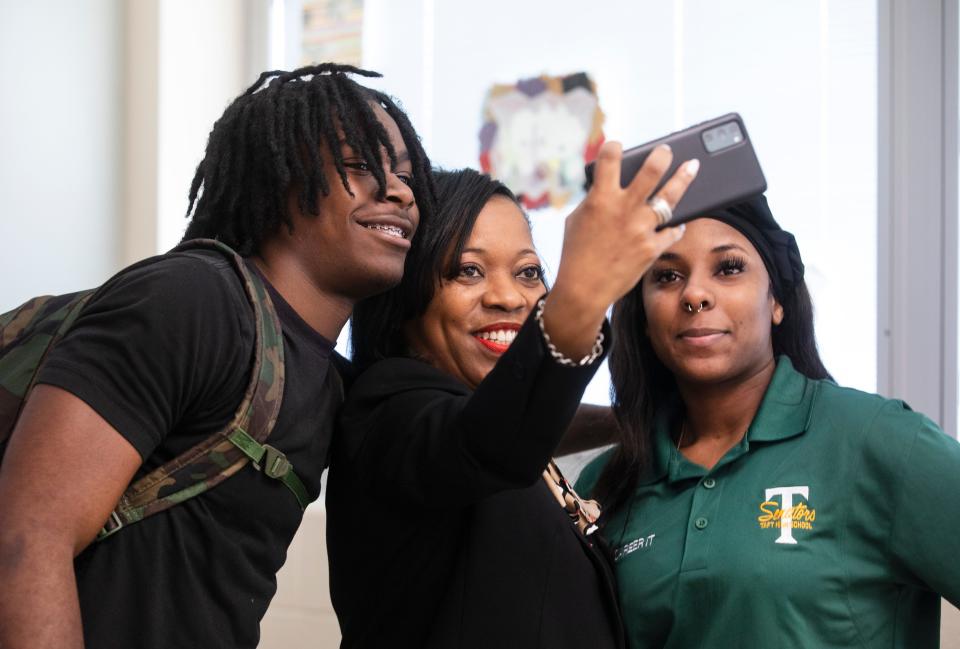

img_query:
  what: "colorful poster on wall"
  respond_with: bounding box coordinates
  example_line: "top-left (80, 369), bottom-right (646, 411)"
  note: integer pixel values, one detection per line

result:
top-left (301, 0), bottom-right (364, 66)
top-left (479, 72), bottom-right (605, 210)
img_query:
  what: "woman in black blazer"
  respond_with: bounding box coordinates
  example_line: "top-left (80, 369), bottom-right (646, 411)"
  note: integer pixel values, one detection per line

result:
top-left (326, 144), bottom-right (700, 648)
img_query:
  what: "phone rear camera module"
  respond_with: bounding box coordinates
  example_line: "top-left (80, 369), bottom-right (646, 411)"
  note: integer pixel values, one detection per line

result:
top-left (702, 121), bottom-right (745, 153)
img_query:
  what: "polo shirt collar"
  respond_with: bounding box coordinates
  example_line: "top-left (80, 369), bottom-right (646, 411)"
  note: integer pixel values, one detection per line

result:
top-left (640, 356), bottom-right (817, 485)
top-left (746, 356), bottom-right (816, 443)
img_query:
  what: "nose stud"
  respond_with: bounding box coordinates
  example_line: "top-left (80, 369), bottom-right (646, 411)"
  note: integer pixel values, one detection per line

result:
top-left (684, 301), bottom-right (707, 313)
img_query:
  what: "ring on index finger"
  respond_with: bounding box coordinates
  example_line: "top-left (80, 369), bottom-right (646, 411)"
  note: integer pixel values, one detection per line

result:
top-left (647, 196), bottom-right (673, 226)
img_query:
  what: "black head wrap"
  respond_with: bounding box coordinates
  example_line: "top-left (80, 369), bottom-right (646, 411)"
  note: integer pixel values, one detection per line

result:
top-left (701, 195), bottom-right (804, 300)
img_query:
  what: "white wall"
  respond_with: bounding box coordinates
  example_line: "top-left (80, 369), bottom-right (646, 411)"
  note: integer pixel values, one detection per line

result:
top-left (0, 0), bottom-right (122, 310)
top-left (156, 0), bottom-right (248, 252)
top-left (0, 0), bottom-right (255, 307)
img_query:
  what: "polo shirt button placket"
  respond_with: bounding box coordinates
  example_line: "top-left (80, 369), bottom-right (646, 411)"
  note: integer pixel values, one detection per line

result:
top-left (694, 517), bottom-right (709, 530)
top-left (702, 477), bottom-right (716, 489)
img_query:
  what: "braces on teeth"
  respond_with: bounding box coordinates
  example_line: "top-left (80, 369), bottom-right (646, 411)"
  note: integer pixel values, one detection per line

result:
top-left (365, 224), bottom-right (405, 238)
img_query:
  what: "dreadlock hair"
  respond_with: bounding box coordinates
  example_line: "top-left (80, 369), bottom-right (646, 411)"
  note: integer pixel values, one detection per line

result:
top-left (349, 168), bottom-right (530, 371)
top-left (590, 225), bottom-right (831, 519)
top-left (182, 63), bottom-right (435, 256)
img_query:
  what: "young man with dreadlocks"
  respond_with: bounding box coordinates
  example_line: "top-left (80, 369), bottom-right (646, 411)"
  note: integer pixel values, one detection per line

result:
top-left (0, 64), bottom-right (433, 649)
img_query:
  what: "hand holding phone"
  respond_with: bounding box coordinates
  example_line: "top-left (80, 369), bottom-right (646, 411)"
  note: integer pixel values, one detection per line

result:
top-left (584, 113), bottom-right (766, 228)
top-left (540, 140), bottom-right (698, 360)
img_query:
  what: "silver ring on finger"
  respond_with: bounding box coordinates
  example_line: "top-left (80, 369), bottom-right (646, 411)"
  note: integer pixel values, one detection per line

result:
top-left (647, 196), bottom-right (673, 226)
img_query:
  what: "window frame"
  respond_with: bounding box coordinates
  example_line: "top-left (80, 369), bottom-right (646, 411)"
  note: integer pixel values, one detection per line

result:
top-left (877, 0), bottom-right (959, 436)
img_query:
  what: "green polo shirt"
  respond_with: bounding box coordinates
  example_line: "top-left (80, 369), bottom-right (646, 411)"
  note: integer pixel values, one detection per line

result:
top-left (576, 356), bottom-right (960, 649)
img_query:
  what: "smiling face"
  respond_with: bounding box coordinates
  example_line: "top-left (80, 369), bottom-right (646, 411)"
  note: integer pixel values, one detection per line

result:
top-left (405, 195), bottom-right (545, 388)
top-left (286, 102), bottom-right (419, 301)
top-left (641, 218), bottom-right (784, 388)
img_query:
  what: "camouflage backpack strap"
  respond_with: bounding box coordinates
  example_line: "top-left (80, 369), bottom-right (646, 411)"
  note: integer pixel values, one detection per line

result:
top-left (0, 291), bottom-right (96, 445)
top-left (97, 239), bottom-right (306, 541)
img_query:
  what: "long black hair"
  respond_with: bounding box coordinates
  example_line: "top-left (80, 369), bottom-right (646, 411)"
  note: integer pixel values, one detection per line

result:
top-left (350, 168), bottom-right (524, 370)
top-left (591, 211), bottom-right (832, 518)
top-left (183, 63), bottom-right (435, 255)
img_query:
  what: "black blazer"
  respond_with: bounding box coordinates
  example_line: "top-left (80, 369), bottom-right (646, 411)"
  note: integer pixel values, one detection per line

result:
top-left (326, 312), bottom-right (624, 648)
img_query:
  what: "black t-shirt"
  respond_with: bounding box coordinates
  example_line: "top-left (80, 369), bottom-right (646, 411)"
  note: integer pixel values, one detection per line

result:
top-left (37, 249), bottom-right (341, 649)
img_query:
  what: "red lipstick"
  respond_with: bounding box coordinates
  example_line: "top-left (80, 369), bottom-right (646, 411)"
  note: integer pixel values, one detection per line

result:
top-left (472, 322), bottom-right (522, 355)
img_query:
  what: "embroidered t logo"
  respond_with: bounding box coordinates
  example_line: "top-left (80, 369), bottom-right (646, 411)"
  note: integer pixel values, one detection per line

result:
top-left (757, 486), bottom-right (815, 544)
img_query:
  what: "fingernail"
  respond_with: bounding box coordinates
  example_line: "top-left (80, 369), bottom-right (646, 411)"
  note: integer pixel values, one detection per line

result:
top-left (657, 143), bottom-right (672, 153)
top-left (676, 223), bottom-right (686, 236)
top-left (685, 159), bottom-right (700, 177)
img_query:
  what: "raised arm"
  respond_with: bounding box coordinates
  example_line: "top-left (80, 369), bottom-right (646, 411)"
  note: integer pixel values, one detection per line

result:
top-left (338, 142), bottom-right (698, 505)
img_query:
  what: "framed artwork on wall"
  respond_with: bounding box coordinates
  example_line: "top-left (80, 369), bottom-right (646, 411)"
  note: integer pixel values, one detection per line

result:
top-left (479, 72), bottom-right (605, 210)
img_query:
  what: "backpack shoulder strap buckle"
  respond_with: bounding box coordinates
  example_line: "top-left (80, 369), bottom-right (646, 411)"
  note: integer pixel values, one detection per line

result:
top-left (261, 444), bottom-right (291, 479)
top-left (96, 510), bottom-right (124, 541)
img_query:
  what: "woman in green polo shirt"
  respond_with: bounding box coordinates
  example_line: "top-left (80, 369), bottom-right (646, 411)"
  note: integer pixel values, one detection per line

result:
top-left (576, 195), bottom-right (960, 649)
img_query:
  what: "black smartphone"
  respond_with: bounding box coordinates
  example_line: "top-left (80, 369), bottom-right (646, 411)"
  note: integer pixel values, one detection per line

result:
top-left (584, 113), bottom-right (766, 228)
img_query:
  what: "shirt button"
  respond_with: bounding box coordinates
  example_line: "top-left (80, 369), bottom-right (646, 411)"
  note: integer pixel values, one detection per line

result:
top-left (695, 517), bottom-right (709, 530)
top-left (703, 478), bottom-right (717, 489)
